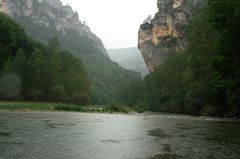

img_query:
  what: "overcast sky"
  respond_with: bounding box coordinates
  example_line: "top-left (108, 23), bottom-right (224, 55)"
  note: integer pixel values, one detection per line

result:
top-left (60, 0), bottom-right (157, 49)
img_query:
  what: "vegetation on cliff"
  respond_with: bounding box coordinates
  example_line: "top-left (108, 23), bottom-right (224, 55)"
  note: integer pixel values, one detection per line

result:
top-left (118, 0), bottom-right (240, 117)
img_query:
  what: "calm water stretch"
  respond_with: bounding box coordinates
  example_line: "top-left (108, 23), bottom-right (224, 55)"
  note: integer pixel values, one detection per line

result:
top-left (0, 112), bottom-right (239, 159)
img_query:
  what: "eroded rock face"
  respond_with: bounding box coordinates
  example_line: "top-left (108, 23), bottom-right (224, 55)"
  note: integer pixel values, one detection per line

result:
top-left (138, 0), bottom-right (203, 72)
top-left (0, 0), bottom-right (108, 56)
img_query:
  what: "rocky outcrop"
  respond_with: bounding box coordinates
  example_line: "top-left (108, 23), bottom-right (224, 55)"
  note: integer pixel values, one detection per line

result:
top-left (138, 0), bottom-right (203, 72)
top-left (0, 0), bottom-right (108, 56)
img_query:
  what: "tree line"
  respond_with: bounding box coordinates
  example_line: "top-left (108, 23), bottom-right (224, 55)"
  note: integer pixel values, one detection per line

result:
top-left (0, 13), bottom-right (90, 105)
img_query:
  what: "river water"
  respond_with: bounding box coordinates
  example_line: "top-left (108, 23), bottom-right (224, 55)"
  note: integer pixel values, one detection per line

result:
top-left (0, 112), bottom-right (239, 159)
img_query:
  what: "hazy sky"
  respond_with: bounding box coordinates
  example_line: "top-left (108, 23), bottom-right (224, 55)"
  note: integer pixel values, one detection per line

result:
top-left (60, 0), bottom-right (157, 49)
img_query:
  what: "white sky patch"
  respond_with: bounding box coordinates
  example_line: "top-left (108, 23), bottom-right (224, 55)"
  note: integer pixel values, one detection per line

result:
top-left (60, 0), bottom-right (157, 49)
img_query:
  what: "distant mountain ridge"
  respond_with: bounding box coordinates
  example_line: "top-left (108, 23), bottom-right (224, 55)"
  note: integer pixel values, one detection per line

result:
top-left (108, 47), bottom-right (149, 76)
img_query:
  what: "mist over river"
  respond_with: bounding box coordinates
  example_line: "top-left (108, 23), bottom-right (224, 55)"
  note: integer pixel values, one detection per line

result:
top-left (0, 112), bottom-right (239, 159)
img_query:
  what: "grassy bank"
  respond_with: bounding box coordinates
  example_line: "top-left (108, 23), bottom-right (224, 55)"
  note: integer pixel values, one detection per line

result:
top-left (0, 102), bottom-right (142, 114)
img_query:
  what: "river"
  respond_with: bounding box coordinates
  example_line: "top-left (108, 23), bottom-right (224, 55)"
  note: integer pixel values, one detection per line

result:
top-left (0, 112), bottom-right (239, 159)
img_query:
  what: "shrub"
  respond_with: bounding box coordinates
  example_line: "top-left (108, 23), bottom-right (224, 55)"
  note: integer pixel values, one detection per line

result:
top-left (132, 105), bottom-right (146, 113)
top-left (55, 103), bottom-right (86, 112)
top-left (104, 103), bottom-right (129, 113)
top-left (30, 89), bottom-right (42, 101)
top-left (70, 92), bottom-right (91, 105)
top-left (0, 73), bottom-right (22, 100)
top-left (50, 85), bottom-right (69, 102)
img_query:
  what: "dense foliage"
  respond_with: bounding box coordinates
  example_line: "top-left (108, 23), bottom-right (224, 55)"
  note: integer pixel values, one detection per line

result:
top-left (117, 0), bottom-right (240, 117)
top-left (0, 13), bottom-right (90, 105)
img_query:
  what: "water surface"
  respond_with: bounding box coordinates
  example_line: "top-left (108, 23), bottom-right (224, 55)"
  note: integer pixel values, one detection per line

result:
top-left (0, 112), bottom-right (239, 159)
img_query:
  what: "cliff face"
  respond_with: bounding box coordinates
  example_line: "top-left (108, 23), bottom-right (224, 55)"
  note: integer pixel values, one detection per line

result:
top-left (0, 0), bottom-right (108, 56)
top-left (138, 0), bottom-right (203, 72)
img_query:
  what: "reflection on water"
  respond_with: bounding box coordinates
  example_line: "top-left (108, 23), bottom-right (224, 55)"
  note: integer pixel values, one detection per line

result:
top-left (0, 112), bottom-right (239, 159)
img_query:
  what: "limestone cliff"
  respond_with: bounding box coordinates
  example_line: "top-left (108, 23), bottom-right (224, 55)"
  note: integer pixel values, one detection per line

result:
top-left (138, 0), bottom-right (203, 72)
top-left (0, 0), bottom-right (108, 56)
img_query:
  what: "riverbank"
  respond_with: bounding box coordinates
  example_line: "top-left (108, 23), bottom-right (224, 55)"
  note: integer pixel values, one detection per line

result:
top-left (0, 102), bottom-right (238, 120)
top-left (0, 102), bottom-right (140, 114)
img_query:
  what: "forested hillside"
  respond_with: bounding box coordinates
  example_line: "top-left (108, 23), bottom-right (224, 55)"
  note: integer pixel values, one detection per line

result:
top-left (118, 0), bottom-right (240, 117)
top-left (0, 13), bottom-right (90, 105)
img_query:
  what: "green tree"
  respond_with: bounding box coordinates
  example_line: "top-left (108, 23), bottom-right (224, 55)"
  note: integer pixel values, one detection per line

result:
top-left (0, 13), bottom-right (33, 68)
top-left (50, 85), bottom-right (69, 102)
top-left (208, 0), bottom-right (240, 116)
top-left (70, 92), bottom-right (91, 105)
